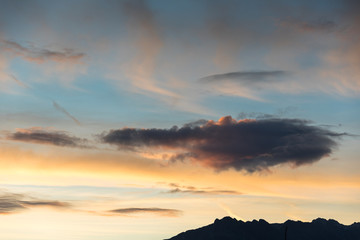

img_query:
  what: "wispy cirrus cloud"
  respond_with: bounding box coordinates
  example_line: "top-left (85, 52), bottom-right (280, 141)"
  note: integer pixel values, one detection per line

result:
top-left (119, 0), bottom-right (177, 98)
top-left (8, 127), bottom-right (89, 148)
top-left (101, 116), bottom-right (346, 173)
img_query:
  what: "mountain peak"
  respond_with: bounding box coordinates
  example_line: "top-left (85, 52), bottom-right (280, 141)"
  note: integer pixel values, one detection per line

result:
top-left (167, 217), bottom-right (360, 240)
top-left (214, 216), bottom-right (238, 224)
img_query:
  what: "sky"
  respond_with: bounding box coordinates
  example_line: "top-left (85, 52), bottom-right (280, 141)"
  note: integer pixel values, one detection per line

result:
top-left (0, 0), bottom-right (359, 239)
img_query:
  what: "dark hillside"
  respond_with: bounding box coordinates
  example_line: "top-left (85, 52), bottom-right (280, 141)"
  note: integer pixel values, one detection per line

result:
top-left (166, 217), bottom-right (360, 240)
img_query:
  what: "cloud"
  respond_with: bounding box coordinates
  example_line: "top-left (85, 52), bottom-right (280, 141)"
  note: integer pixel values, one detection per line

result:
top-left (53, 101), bottom-right (81, 126)
top-left (237, 107), bottom-right (298, 120)
top-left (237, 112), bottom-right (277, 120)
top-left (279, 18), bottom-right (339, 32)
top-left (164, 183), bottom-right (241, 196)
top-left (0, 38), bottom-right (86, 87)
top-left (119, 0), bottom-right (178, 98)
top-left (199, 71), bottom-right (291, 100)
top-left (0, 39), bottom-right (85, 64)
top-left (10, 74), bottom-right (29, 88)
top-left (1, 0), bottom-right (359, 100)
top-left (0, 192), bottom-right (70, 214)
top-left (182, 119), bottom-right (209, 128)
top-left (168, 188), bottom-right (239, 195)
top-left (20, 200), bottom-right (70, 208)
top-left (101, 116), bottom-right (345, 172)
top-left (108, 207), bottom-right (182, 217)
top-left (199, 71), bottom-right (289, 84)
top-left (8, 127), bottom-right (89, 148)
top-left (319, 0), bottom-right (360, 96)
top-left (2, 189), bottom-right (178, 217)
top-left (0, 193), bottom-right (26, 214)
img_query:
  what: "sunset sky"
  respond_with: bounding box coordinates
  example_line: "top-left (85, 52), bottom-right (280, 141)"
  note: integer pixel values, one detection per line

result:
top-left (0, 0), bottom-right (359, 239)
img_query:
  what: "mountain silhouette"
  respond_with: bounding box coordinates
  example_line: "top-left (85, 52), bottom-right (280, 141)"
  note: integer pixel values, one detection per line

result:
top-left (166, 216), bottom-right (360, 240)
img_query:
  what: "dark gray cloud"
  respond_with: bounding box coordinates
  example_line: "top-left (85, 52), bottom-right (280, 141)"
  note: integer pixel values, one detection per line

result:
top-left (108, 207), bottom-right (182, 217)
top-left (0, 39), bottom-right (85, 63)
top-left (53, 101), bottom-right (81, 126)
top-left (101, 116), bottom-right (345, 172)
top-left (9, 128), bottom-right (89, 148)
top-left (199, 71), bottom-right (289, 84)
top-left (0, 192), bottom-right (71, 214)
top-left (165, 183), bottom-right (241, 196)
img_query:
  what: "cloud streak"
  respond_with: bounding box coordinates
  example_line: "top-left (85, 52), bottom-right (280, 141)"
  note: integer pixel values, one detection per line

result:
top-left (0, 39), bottom-right (85, 64)
top-left (120, 0), bottom-right (178, 98)
top-left (10, 74), bottom-right (29, 88)
top-left (279, 18), bottom-right (339, 33)
top-left (0, 192), bottom-right (71, 214)
top-left (8, 127), bottom-right (89, 148)
top-left (164, 183), bottom-right (241, 196)
top-left (101, 116), bottom-right (345, 172)
top-left (199, 71), bottom-right (289, 84)
top-left (53, 101), bottom-right (81, 126)
top-left (108, 207), bottom-right (182, 217)
top-left (0, 193), bottom-right (25, 214)
top-left (20, 200), bottom-right (70, 208)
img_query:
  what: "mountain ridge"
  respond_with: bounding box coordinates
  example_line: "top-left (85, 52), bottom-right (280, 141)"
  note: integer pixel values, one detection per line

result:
top-left (166, 216), bottom-right (360, 240)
